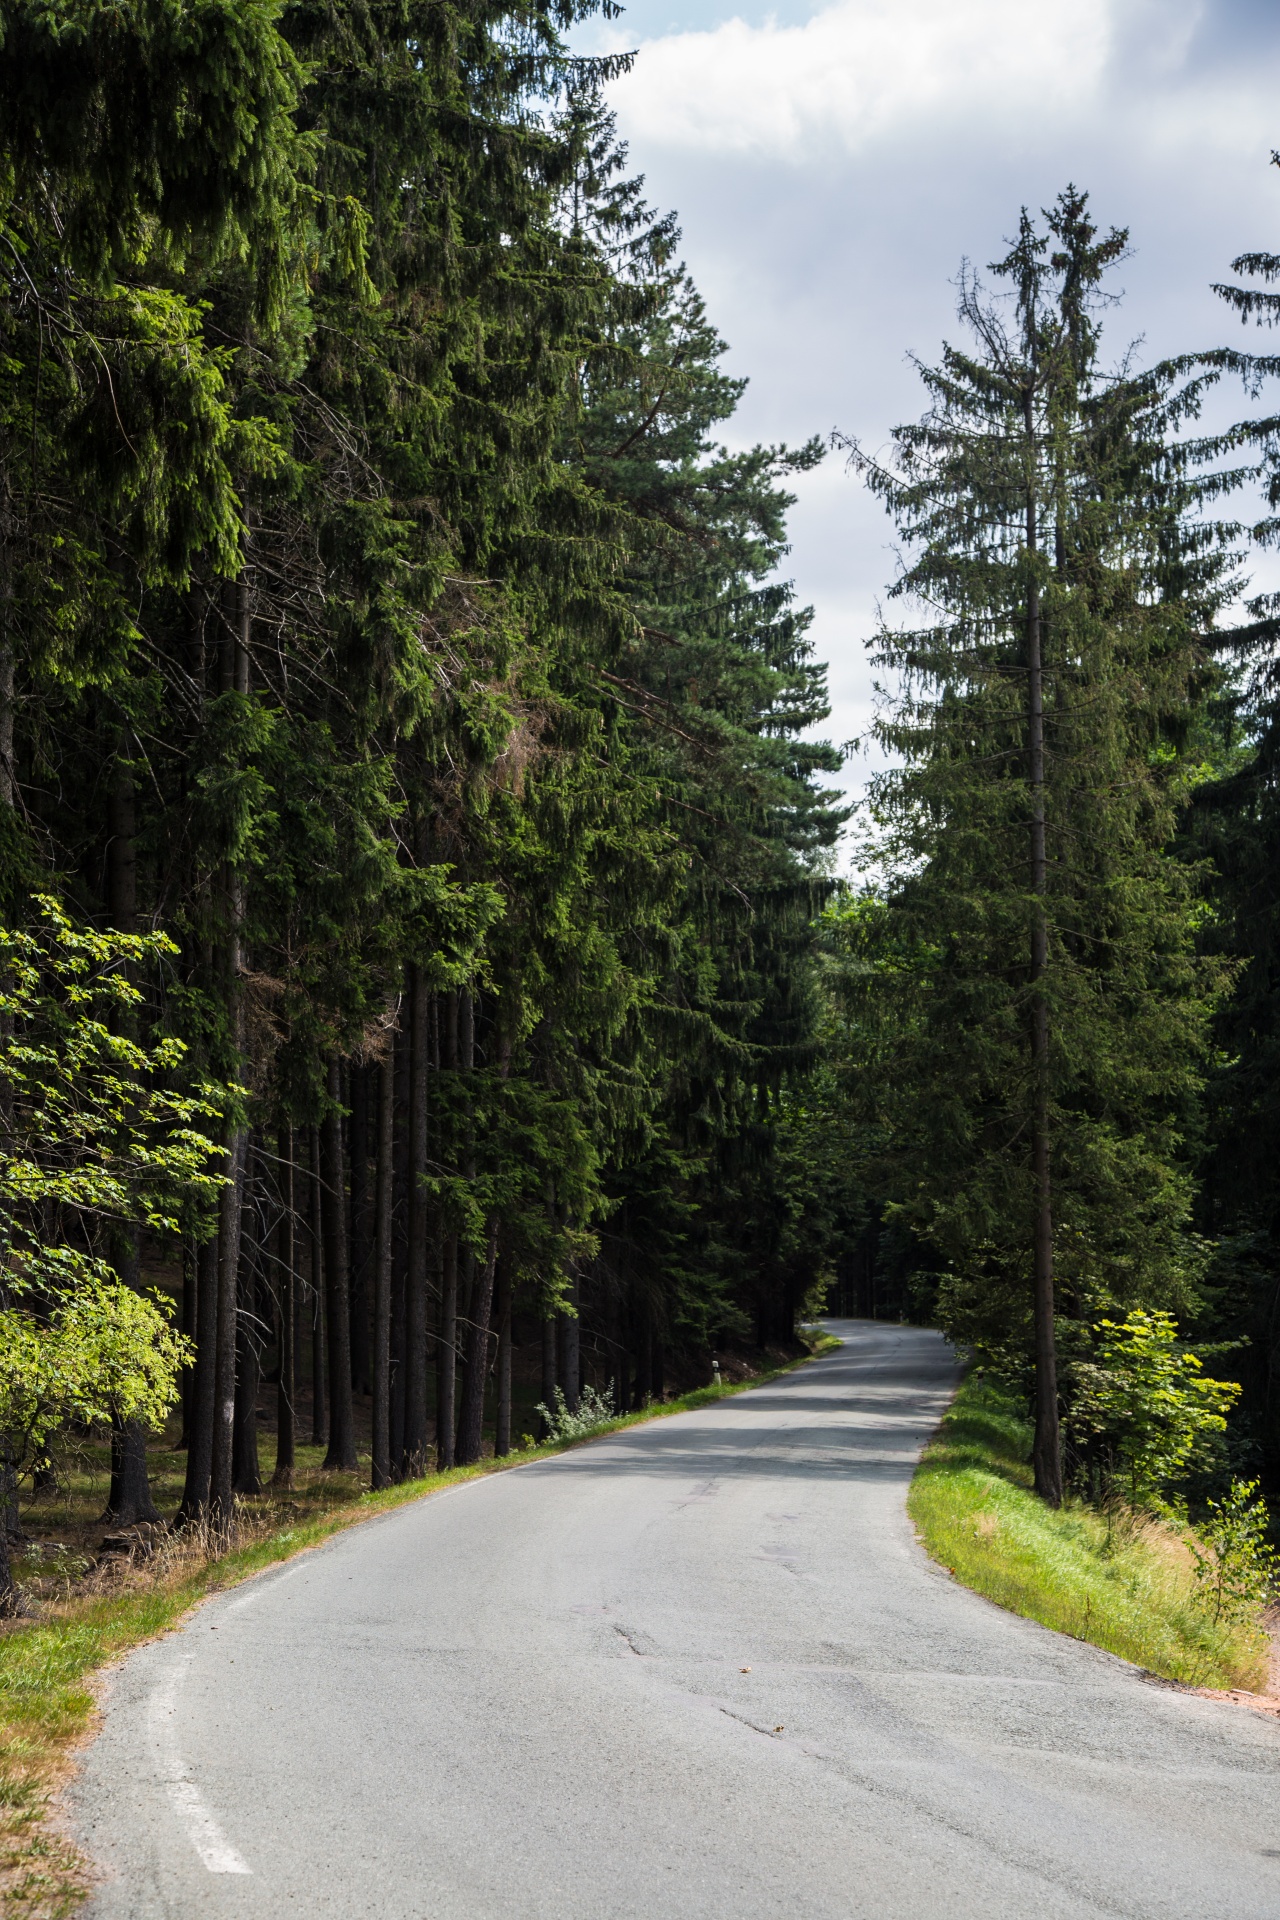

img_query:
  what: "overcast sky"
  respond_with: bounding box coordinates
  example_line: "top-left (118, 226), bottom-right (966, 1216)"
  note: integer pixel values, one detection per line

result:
top-left (573, 0), bottom-right (1280, 845)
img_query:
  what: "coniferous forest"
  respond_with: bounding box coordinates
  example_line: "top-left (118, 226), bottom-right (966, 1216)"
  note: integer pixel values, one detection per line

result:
top-left (9, 0), bottom-right (1280, 1623)
top-left (0, 0), bottom-right (845, 1607)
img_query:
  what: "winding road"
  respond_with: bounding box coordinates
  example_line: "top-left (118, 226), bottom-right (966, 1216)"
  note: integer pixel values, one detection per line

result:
top-left (73, 1320), bottom-right (1280, 1918)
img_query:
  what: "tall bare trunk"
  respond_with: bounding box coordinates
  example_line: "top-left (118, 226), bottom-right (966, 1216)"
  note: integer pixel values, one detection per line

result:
top-left (540, 1313), bottom-right (556, 1435)
top-left (322, 1057), bottom-right (357, 1470)
top-left (435, 989), bottom-right (463, 1470)
top-left (209, 1124), bottom-right (246, 1530)
top-left (633, 1294), bottom-right (652, 1409)
top-left (437, 1234), bottom-right (457, 1470)
top-left (404, 968), bottom-right (429, 1470)
top-left (178, 1237), bottom-right (196, 1450)
top-left (456, 1227), bottom-right (499, 1466)
top-left (494, 1254), bottom-right (513, 1457)
top-left (0, 646), bottom-right (12, 812)
top-left (1025, 400), bottom-right (1062, 1508)
top-left (232, 1140), bottom-right (262, 1495)
top-left (178, 1234), bottom-right (219, 1522)
top-left (348, 1065), bottom-right (372, 1395)
top-left (176, 590), bottom-right (212, 1521)
top-left (0, 432), bottom-right (15, 812)
top-left (389, 1016), bottom-right (408, 1476)
top-left (372, 1052), bottom-right (394, 1490)
top-left (0, 1470), bottom-right (16, 1614)
top-left (309, 1126), bottom-right (326, 1447)
top-left (105, 750), bottom-right (161, 1526)
top-left (557, 1277), bottom-right (580, 1416)
top-left (272, 1125), bottom-right (296, 1488)
top-left (210, 558), bottom-right (252, 1533)
top-left (104, 1231), bottom-right (161, 1526)
top-left (311, 1287), bottom-right (326, 1445)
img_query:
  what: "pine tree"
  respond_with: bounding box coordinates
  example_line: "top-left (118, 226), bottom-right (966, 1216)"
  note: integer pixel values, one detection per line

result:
top-left (1177, 155), bottom-right (1280, 1477)
top-left (838, 190), bottom-right (1231, 1502)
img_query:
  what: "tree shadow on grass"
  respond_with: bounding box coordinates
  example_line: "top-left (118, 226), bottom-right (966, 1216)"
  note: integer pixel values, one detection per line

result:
top-left (925, 1378), bottom-right (1035, 1488)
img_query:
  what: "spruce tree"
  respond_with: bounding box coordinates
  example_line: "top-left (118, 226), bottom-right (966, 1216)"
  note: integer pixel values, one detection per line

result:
top-left (1179, 158), bottom-right (1280, 1476)
top-left (839, 191), bottom-right (1231, 1502)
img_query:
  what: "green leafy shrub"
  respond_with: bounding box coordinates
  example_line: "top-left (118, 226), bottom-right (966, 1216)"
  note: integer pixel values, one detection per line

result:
top-left (0, 901), bottom-right (226, 1607)
top-left (1066, 1310), bottom-right (1239, 1509)
top-left (1189, 1479), bottom-right (1280, 1623)
top-left (535, 1383), bottom-right (617, 1442)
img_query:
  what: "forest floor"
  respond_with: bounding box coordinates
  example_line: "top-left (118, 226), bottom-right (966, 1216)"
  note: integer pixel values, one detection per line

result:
top-left (909, 1371), bottom-right (1275, 1697)
top-left (0, 1330), bottom-right (837, 1919)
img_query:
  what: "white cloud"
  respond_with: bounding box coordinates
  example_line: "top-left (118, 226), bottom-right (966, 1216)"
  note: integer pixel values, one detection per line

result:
top-left (609, 0), bottom-right (1113, 158)
top-left (586, 0), bottom-right (1280, 848)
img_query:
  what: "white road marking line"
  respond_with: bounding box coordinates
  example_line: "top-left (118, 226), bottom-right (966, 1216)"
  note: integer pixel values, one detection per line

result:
top-left (223, 1560), bottom-right (303, 1613)
top-left (165, 1779), bottom-right (252, 1875)
top-left (147, 1655), bottom-right (251, 1875)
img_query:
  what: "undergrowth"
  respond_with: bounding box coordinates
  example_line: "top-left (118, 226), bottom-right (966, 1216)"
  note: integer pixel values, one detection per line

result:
top-left (909, 1371), bottom-right (1270, 1692)
top-left (0, 1333), bottom-right (836, 1917)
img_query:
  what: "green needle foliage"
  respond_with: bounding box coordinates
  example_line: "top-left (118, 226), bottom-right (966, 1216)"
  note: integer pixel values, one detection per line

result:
top-left (0, 0), bottom-right (843, 1543)
top-left (834, 190), bottom-right (1235, 1501)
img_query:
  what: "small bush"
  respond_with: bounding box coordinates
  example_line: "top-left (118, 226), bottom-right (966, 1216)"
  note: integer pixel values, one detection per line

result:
top-left (1065, 1310), bottom-right (1239, 1509)
top-left (1189, 1479), bottom-right (1280, 1624)
top-left (535, 1384), bottom-right (617, 1442)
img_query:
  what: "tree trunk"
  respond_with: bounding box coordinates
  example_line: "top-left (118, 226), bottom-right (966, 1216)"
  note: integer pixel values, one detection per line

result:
top-left (209, 1125), bottom-right (247, 1531)
top-left (557, 1280), bottom-right (580, 1415)
top-left (372, 1052), bottom-right (394, 1490)
top-left (106, 1416), bottom-right (162, 1528)
top-left (437, 1233), bottom-right (457, 1470)
top-left (291, 1188), bottom-right (306, 1428)
top-left (178, 1237), bottom-right (196, 1450)
top-left (0, 646), bottom-right (13, 811)
top-left (633, 1296), bottom-right (651, 1409)
top-left (404, 967), bottom-right (429, 1471)
top-left (232, 1307), bottom-right (261, 1493)
top-left (103, 1226), bottom-right (163, 1526)
top-left (209, 565), bottom-right (251, 1533)
top-left (0, 427), bottom-right (15, 811)
top-left (348, 1064), bottom-right (372, 1395)
top-left (232, 1141), bottom-right (261, 1496)
top-left (456, 1245), bottom-right (477, 1452)
top-left (272, 1125), bottom-right (296, 1488)
top-left (178, 1233), bottom-right (219, 1522)
top-left (390, 1016), bottom-right (409, 1477)
top-left (105, 753), bottom-right (162, 1526)
top-left (1024, 411), bottom-right (1062, 1508)
top-left (0, 1477), bottom-right (16, 1616)
top-left (309, 1126), bottom-right (326, 1448)
top-left (456, 1227), bottom-right (499, 1466)
top-left (540, 1313), bottom-right (556, 1436)
top-left (322, 1057), bottom-right (357, 1470)
top-left (494, 1254), bottom-right (513, 1458)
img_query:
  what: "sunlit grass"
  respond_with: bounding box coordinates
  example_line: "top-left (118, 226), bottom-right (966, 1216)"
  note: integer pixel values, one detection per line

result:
top-left (909, 1371), bottom-right (1270, 1692)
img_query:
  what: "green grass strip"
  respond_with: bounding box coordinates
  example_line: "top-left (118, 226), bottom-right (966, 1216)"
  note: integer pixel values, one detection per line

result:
top-left (908, 1370), bottom-right (1269, 1692)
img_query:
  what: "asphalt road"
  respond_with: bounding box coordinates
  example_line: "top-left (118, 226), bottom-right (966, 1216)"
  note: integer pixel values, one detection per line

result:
top-left (73, 1320), bottom-right (1280, 1919)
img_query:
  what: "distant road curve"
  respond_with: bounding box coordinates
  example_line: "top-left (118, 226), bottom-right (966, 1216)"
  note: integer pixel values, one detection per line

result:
top-left (74, 1320), bottom-right (1280, 1918)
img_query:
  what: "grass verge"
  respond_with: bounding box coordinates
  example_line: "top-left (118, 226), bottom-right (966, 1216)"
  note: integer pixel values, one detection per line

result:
top-left (0, 1332), bottom-right (837, 1917)
top-left (908, 1370), bottom-right (1270, 1693)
